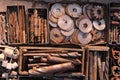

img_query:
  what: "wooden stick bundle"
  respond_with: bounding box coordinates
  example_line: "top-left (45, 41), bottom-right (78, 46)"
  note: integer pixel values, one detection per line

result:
top-left (29, 9), bottom-right (47, 44)
top-left (8, 6), bottom-right (26, 43)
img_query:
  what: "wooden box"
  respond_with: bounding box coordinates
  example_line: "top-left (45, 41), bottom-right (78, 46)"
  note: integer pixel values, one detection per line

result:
top-left (7, 5), bottom-right (26, 44)
top-left (109, 3), bottom-right (120, 43)
top-left (18, 44), bottom-right (85, 79)
top-left (48, 2), bottom-right (108, 45)
top-left (27, 8), bottom-right (49, 44)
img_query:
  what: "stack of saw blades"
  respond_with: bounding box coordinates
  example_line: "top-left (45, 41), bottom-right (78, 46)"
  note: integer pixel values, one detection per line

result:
top-left (49, 3), bottom-right (106, 45)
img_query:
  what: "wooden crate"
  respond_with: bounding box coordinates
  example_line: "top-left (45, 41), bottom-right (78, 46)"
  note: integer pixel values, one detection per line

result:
top-left (18, 44), bottom-right (85, 79)
top-left (84, 46), bottom-right (109, 80)
top-left (48, 2), bottom-right (108, 45)
top-left (7, 5), bottom-right (26, 45)
top-left (27, 8), bottom-right (49, 44)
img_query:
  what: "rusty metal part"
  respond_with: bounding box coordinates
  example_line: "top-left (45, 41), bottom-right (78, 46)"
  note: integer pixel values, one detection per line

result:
top-left (77, 32), bottom-right (92, 45)
top-left (66, 3), bottom-right (82, 18)
top-left (47, 55), bottom-right (70, 63)
top-left (93, 51), bottom-right (97, 80)
top-left (49, 11), bottom-right (58, 23)
top-left (58, 15), bottom-right (74, 31)
top-left (28, 62), bottom-right (75, 76)
top-left (60, 28), bottom-right (74, 37)
top-left (54, 72), bottom-right (83, 77)
top-left (91, 5), bottom-right (104, 20)
top-left (91, 29), bottom-right (103, 41)
top-left (70, 29), bottom-right (80, 44)
top-left (86, 4), bottom-right (93, 19)
top-left (51, 3), bottom-right (65, 18)
top-left (111, 77), bottom-right (120, 80)
top-left (112, 66), bottom-right (120, 77)
top-left (78, 18), bottom-right (92, 33)
top-left (93, 19), bottom-right (106, 31)
top-left (50, 28), bottom-right (65, 43)
top-left (47, 55), bottom-right (81, 64)
top-left (112, 49), bottom-right (120, 59)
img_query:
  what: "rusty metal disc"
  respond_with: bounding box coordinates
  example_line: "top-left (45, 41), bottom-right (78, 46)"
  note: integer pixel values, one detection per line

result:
top-left (50, 28), bottom-right (64, 44)
top-left (58, 15), bottom-right (74, 31)
top-left (93, 19), bottom-right (106, 31)
top-left (78, 18), bottom-right (92, 33)
top-left (49, 20), bottom-right (57, 28)
top-left (66, 3), bottom-right (82, 18)
top-left (86, 4), bottom-right (93, 19)
top-left (51, 3), bottom-right (65, 18)
top-left (112, 66), bottom-right (120, 77)
top-left (70, 29), bottom-right (80, 44)
top-left (77, 31), bottom-right (92, 44)
top-left (61, 28), bottom-right (74, 37)
top-left (49, 11), bottom-right (58, 23)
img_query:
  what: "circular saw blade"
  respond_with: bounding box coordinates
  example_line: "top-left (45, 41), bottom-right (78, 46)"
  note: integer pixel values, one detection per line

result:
top-left (93, 19), bottom-right (105, 31)
top-left (78, 18), bottom-right (92, 33)
top-left (78, 32), bottom-right (92, 44)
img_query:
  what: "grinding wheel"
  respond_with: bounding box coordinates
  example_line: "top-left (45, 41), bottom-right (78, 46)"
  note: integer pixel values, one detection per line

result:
top-left (93, 19), bottom-right (106, 31)
top-left (58, 15), bottom-right (74, 31)
top-left (51, 3), bottom-right (65, 18)
top-left (50, 28), bottom-right (64, 44)
top-left (66, 3), bottom-right (82, 18)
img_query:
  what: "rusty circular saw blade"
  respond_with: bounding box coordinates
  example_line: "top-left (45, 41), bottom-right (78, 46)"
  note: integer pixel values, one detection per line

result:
top-left (78, 31), bottom-right (92, 44)
top-left (66, 3), bottom-right (82, 18)
top-left (50, 28), bottom-right (64, 43)
top-left (93, 19), bottom-right (106, 31)
top-left (78, 18), bottom-right (92, 33)
top-left (51, 3), bottom-right (65, 18)
top-left (60, 28), bottom-right (74, 37)
top-left (58, 15), bottom-right (74, 31)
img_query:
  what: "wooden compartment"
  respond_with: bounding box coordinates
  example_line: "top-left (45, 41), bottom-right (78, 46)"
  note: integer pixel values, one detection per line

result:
top-left (7, 5), bottom-right (26, 44)
top-left (48, 2), bottom-right (108, 45)
top-left (84, 46), bottom-right (109, 80)
top-left (27, 8), bottom-right (49, 44)
top-left (18, 44), bottom-right (85, 79)
top-left (109, 3), bottom-right (120, 43)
